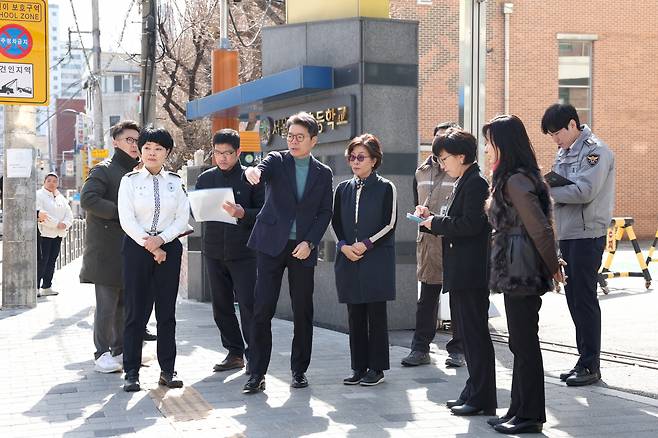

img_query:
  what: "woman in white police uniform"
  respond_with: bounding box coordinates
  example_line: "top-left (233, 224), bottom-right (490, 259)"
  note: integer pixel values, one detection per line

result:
top-left (118, 127), bottom-right (190, 392)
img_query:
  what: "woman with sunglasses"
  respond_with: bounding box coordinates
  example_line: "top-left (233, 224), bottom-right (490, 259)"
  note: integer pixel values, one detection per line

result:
top-left (483, 115), bottom-right (562, 434)
top-left (332, 133), bottom-right (397, 387)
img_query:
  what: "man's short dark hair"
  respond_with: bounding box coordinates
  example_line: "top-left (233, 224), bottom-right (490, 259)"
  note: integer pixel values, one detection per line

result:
top-left (110, 120), bottom-right (140, 139)
top-left (212, 128), bottom-right (240, 150)
top-left (433, 121), bottom-right (461, 137)
top-left (432, 127), bottom-right (477, 164)
top-left (541, 103), bottom-right (581, 134)
top-left (138, 126), bottom-right (175, 153)
top-left (286, 112), bottom-right (319, 138)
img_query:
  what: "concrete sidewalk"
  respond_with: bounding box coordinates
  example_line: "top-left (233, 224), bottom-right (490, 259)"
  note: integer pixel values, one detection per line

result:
top-left (2, 258), bottom-right (658, 437)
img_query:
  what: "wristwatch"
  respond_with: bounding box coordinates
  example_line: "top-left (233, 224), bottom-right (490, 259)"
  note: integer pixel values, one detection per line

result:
top-left (305, 241), bottom-right (315, 251)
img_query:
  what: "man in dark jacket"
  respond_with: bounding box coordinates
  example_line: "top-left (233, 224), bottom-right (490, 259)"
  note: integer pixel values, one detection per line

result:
top-left (242, 112), bottom-right (333, 393)
top-left (195, 129), bottom-right (265, 374)
top-left (80, 120), bottom-right (140, 374)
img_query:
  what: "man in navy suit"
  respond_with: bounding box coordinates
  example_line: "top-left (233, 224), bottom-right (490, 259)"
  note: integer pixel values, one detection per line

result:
top-left (242, 112), bottom-right (333, 393)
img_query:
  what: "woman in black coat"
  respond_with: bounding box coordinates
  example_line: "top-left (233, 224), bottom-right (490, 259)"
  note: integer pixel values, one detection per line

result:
top-left (484, 115), bottom-right (563, 434)
top-left (418, 128), bottom-right (497, 415)
top-left (332, 133), bottom-right (397, 387)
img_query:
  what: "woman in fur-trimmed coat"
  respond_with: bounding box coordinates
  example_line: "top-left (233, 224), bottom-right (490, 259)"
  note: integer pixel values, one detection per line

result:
top-left (483, 115), bottom-right (563, 435)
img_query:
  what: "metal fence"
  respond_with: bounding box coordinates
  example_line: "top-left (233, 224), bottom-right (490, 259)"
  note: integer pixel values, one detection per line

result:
top-left (55, 219), bottom-right (86, 270)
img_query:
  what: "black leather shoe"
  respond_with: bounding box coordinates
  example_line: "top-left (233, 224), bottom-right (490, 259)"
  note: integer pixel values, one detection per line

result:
top-left (566, 368), bottom-right (601, 386)
top-left (144, 329), bottom-right (157, 342)
top-left (243, 374), bottom-right (265, 394)
top-left (451, 404), bottom-right (496, 416)
top-left (493, 416), bottom-right (543, 434)
top-left (343, 370), bottom-right (367, 385)
top-left (560, 364), bottom-right (584, 381)
top-left (123, 372), bottom-right (140, 392)
top-left (487, 414), bottom-right (513, 427)
top-left (291, 372), bottom-right (309, 388)
top-left (446, 398), bottom-right (466, 408)
top-left (213, 355), bottom-right (245, 372)
top-left (360, 370), bottom-right (385, 386)
top-left (159, 371), bottom-right (183, 388)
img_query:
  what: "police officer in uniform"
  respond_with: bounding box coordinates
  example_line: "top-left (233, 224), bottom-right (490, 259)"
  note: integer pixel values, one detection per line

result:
top-left (118, 127), bottom-right (190, 392)
top-left (541, 103), bottom-right (615, 387)
top-left (196, 129), bottom-right (265, 374)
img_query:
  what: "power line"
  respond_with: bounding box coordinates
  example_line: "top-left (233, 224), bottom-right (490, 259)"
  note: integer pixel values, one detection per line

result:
top-left (68, 0), bottom-right (94, 76)
top-left (102, 0), bottom-right (137, 71)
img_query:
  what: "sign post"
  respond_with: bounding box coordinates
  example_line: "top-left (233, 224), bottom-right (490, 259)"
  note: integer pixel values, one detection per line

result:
top-left (0, 0), bottom-right (48, 105)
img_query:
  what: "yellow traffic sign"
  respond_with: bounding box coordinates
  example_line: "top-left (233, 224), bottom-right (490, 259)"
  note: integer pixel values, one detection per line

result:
top-left (0, 0), bottom-right (48, 105)
top-left (91, 148), bottom-right (109, 159)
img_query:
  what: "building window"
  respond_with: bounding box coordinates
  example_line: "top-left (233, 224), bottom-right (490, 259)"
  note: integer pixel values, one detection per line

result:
top-left (558, 39), bottom-right (593, 126)
top-left (113, 74), bottom-right (134, 93)
top-left (109, 115), bottom-right (120, 127)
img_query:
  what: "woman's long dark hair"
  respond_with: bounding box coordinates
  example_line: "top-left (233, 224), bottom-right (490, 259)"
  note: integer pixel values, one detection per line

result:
top-left (483, 114), bottom-right (540, 185)
top-left (483, 114), bottom-right (551, 221)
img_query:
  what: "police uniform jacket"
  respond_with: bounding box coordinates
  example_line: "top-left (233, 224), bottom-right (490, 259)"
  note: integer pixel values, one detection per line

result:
top-left (422, 163), bottom-right (491, 292)
top-left (80, 148), bottom-right (139, 287)
top-left (550, 125), bottom-right (615, 240)
top-left (414, 156), bottom-right (456, 285)
top-left (117, 166), bottom-right (190, 246)
top-left (332, 173), bottom-right (397, 304)
top-left (195, 164), bottom-right (265, 261)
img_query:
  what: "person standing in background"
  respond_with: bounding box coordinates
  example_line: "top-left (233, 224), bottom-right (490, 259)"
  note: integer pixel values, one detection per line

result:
top-left (36, 173), bottom-right (73, 297)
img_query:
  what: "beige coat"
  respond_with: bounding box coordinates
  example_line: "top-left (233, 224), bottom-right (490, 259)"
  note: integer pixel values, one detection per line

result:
top-left (415, 157), bottom-right (456, 284)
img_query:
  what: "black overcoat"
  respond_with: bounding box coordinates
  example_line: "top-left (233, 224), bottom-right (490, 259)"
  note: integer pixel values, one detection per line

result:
top-left (79, 148), bottom-right (139, 287)
top-left (423, 163), bottom-right (491, 292)
top-left (332, 173), bottom-right (397, 304)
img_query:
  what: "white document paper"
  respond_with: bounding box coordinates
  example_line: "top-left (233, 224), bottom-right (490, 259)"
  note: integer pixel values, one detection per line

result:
top-left (188, 188), bottom-right (238, 224)
top-left (6, 148), bottom-right (33, 178)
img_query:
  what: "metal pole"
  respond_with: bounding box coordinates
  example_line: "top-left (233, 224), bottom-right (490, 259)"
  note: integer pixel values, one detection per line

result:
top-left (140, 0), bottom-right (157, 126)
top-left (91, 0), bottom-right (104, 148)
top-left (220, 0), bottom-right (230, 49)
top-left (2, 105), bottom-right (38, 308)
top-left (503, 3), bottom-right (514, 114)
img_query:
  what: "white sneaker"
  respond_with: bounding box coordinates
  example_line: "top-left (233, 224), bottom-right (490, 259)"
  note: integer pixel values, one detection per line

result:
top-left (40, 288), bottom-right (59, 296)
top-left (94, 352), bottom-right (123, 373)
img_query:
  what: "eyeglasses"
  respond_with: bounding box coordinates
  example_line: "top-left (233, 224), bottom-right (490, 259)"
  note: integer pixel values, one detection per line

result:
top-left (286, 133), bottom-right (306, 143)
top-left (348, 154), bottom-right (370, 163)
top-left (213, 149), bottom-right (236, 157)
top-left (437, 154), bottom-right (453, 164)
top-left (121, 136), bottom-right (138, 145)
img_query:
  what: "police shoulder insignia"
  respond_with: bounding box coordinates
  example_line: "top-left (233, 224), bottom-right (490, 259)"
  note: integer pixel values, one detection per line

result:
top-left (168, 171), bottom-right (181, 178)
top-left (125, 170), bottom-right (139, 177)
top-left (181, 183), bottom-right (188, 195)
top-left (586, 153), bottom-right (600, 166)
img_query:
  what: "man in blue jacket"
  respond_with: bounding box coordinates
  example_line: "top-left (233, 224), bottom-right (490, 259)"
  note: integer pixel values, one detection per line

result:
top-left (242, 112), bottom-right (333, 393)
top-left (542, 103), bottom-right (615, 387)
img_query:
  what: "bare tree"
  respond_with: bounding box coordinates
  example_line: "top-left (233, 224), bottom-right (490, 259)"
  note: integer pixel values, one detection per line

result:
top-left (156, 0), bottom-right (285, 169)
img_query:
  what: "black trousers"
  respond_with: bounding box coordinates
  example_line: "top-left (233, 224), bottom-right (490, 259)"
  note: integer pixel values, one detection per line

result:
top-left (560, 237), bottom-right (605, 372)
top-left (410, 283), bottom-right (464, 354)
top-left (205, 255), bottom-right (256, 360)
top-left (122, 236), bottom-right (182, 376)
top-left (250, 240), bottom-right (315, 376)
top-left (504, 294), bottom-right (545, 422)
top-left (347, 302), bottom-right (390, 371)
top-left (37, 236), bottom-right (62, 289)
top-left (453, 287), bottom-right (497, 410)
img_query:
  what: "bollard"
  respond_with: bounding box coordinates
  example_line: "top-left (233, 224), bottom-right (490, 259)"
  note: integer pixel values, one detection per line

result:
top-left (598, 217), bottom-right (652, 294)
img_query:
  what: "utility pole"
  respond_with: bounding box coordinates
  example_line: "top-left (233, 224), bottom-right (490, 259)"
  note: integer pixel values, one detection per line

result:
top-left (140, 0), bottom-right (157, 127)
top-left (91, 0), bottom-right (104, 148)
top-left (212, 0), bottom-right (239, 133)
top-left (2, 106), bottom-right (38, 308)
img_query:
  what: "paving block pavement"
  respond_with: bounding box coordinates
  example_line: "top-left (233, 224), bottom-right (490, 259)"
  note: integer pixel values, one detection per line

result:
top-left (2, 258), bottom-right (658, 437)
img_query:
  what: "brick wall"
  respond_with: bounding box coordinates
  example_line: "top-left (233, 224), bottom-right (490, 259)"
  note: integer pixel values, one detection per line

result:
top-left (391, 0), bottom-right (658, 238)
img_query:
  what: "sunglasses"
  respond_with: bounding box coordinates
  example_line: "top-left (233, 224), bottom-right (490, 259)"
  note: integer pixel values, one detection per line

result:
top-left (348, 154), bottom-right (370, 162)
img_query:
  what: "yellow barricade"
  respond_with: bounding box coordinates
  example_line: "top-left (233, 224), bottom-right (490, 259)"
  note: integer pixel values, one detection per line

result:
top-left (645, 229), bottom-right (658, 267)
top-left (598, 217), bottom-right (652, 294)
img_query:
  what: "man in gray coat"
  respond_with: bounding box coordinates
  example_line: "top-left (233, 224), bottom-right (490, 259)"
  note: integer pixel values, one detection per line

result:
top-left (542, 103), bottom-right (615, 387)
top-left (80, 121), bottom-right (140, 373)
